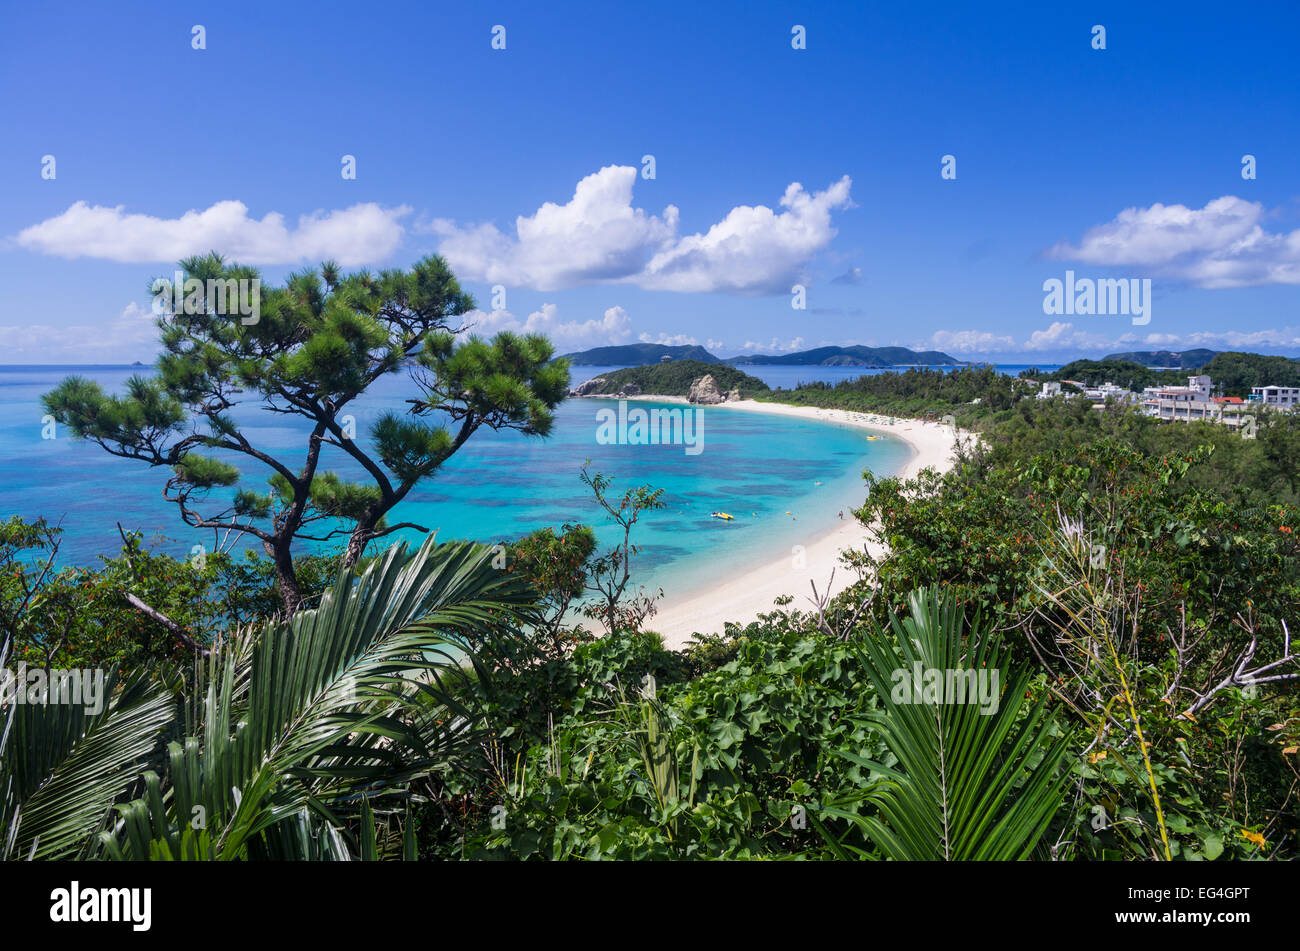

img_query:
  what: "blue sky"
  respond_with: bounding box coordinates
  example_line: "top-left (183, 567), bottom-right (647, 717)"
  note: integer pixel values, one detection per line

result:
top-left (1, 0), bottom-right (1298, 363)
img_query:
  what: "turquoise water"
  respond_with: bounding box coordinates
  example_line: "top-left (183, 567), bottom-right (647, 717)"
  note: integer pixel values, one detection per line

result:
top-left (0, 365), bottom-right (912, 602)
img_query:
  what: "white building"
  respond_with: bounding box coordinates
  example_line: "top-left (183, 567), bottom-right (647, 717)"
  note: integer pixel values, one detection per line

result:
top-left (1076, 381), bottom-right (1138, 405)
top-left (1144, 374), bottom-right (1214, 404)
top-left (1137, 376), bottom-right (1253, 425)
top-left (1251, 385), bottom-right (1300, 408)
top-left (1145, 397), bottom-right (1250, 428)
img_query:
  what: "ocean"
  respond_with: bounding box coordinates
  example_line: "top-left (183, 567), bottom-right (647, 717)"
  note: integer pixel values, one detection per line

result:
top-left (0, 363), bottom-right (947, 604)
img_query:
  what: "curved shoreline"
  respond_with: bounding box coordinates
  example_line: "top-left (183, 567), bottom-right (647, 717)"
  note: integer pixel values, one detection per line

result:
top-left (621, 398), bottom-right (963, 647)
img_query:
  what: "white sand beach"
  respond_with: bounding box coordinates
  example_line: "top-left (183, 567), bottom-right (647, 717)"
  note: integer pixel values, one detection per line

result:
top-left (645, 400), bottom-right (965, 648)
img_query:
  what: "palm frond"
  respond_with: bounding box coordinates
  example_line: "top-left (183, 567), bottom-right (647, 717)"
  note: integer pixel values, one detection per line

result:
top-left (819, 587), bottom-right (1073, 860)
top-left (0, 667), bottom-right (173, 861)
top-left (102, 536), bottom-right (538, 860)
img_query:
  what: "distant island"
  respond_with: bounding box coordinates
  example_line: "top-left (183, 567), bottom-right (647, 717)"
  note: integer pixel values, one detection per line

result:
top-left (726, 345), bottom-right (961, 367)
top-left (558, 343), bottom-right (723, 365)
top-left (560, 343), bottom-right (961, 367)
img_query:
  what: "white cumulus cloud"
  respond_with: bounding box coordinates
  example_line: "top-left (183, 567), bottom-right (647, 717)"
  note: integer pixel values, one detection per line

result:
top-left (432, 166), bottom-right (853, 294)
top-left (15, 200), bottom-right (411, 267)
top-left (1048, 195), bottom-right (1300, 288)
top-left (638, 332), bottom-right (699, 346)
top-left (466, 303), bottom-right (633, 351)
top-left (738, 336), bottom-right (806, 352)
top-left (1021, 321), bottom-right (1115, 352)
top-left (927, 329), bottom-right (1017, 354)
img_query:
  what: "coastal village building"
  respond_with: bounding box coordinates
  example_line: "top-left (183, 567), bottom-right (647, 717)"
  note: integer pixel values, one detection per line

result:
top-left (1141, 374), bottom-right (1214, 405)
top-left (1045, 372), bottom-right (1289, 427)
top-left (1054, 379), bottom-right (1138, 406)
top-left (1251, 385), bottom-right (1300, 407)
top-left (1142, 397), bottom-right (1251, 428)
top-left (1133, 376), bottom-right (1261, 428)
top-left (1084, 382), bottom-right (1137, 404)
top-left (1047, 378), bottom-right (1125, 403)
top-left (1139, 374), bottom-right (1218, 419)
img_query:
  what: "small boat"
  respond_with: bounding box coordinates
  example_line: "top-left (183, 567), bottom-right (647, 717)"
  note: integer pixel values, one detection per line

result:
top-left (710, 511), bottom-right (734, 521)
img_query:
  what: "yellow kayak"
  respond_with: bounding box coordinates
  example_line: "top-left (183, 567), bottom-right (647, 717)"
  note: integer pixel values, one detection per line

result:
top-left (710, 511), bottom-right (734, 521)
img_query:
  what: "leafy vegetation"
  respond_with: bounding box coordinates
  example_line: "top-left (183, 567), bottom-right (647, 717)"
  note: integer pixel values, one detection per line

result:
top-left (762, 365), bottom-right (1036, 428)
top-left (816, 589), bottom-right (1073, 861)
top-left (1, 517), bottom-right (337, 669)
top-left (3, 537), bottom-right (538, 860)
top-left (845, 402), bottom-right (1299, 858)
top-left (1037, 359), bottom-right (1186, 390)
top-left (8, 307), bottom-right (1300, 862)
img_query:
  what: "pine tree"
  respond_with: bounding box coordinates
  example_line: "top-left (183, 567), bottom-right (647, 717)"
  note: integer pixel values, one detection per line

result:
top-left (43, 253), bottom-right (568, 615)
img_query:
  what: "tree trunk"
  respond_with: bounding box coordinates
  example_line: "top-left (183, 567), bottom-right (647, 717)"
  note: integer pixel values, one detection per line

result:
top-left (343, 525), bottom-right (371, 569)
top-left (343, 508), bottom-right (379, 570)
top-left (266, 537), bottom-right (304, 617)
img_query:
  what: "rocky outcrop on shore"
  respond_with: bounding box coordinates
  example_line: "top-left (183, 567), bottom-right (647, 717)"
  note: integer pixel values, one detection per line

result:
top-left (687, 374), bottom-right (725, 404)
top-left (569, 376), bottom-right (606, 396)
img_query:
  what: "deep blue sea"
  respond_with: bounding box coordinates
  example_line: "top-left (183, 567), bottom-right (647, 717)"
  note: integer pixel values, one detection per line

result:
top-left (0, 362), bottom-right (1052, 601)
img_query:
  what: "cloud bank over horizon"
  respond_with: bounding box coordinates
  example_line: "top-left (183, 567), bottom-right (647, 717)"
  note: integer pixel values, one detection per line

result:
top-left (0, 301), bottom-right (159, 363)
top-left (9, 183), bottom-right (1300, 364)
top-left (927, 321), bottom-right (1300, 358)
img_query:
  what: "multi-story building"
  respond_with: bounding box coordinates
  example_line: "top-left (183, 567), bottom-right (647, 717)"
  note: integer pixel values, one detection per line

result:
top-left (1076, 381), bottom-right (1138, 404)
top-left (1143, 374), bottom-right (1213, 404)
top-left (1097, 382), bottom-right (1136, 403)
top-left (1250, 385), bottom-right (1300, 408)
top-left (1137, 376), bottom-right (1253, 427)
top-left (1147, 397), bottom-right (1250, 428)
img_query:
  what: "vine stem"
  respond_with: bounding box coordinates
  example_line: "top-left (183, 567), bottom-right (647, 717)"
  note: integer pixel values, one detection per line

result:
top-left (1103, 619), bottom-right (1173, 861)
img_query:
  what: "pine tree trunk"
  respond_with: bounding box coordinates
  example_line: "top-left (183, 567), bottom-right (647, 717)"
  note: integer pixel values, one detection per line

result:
top-left (266, 538), bottom-right (304, 617)
top-left (343, 513), bottom-right (376, 570)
